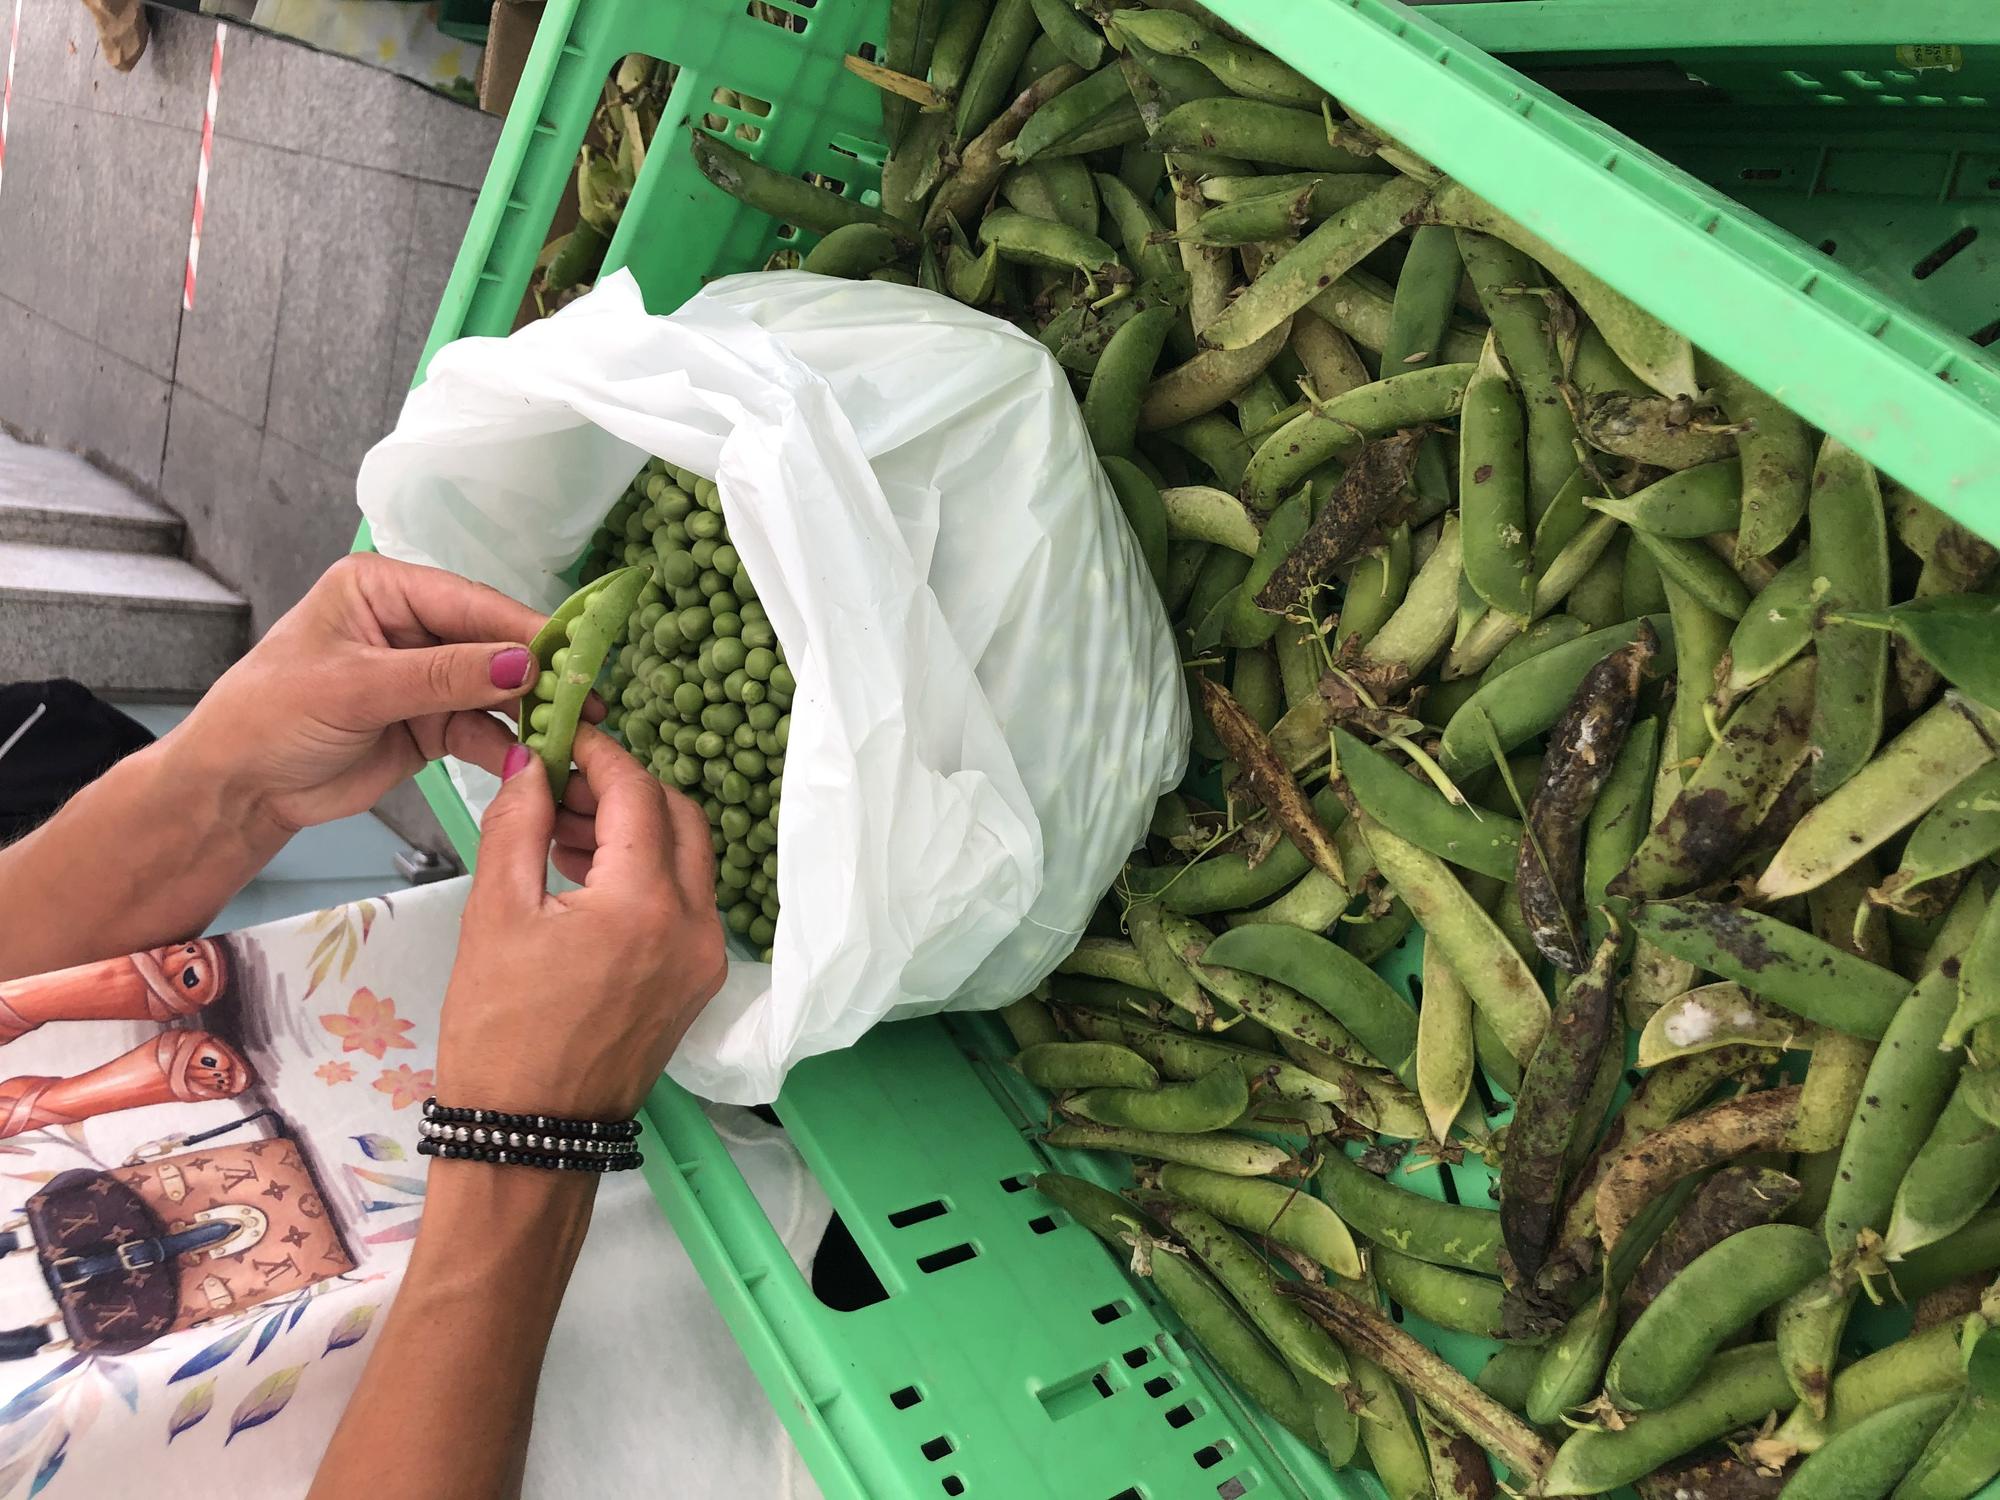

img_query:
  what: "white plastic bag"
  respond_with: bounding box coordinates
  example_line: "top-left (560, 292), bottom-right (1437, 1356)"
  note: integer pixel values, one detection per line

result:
top-left (358, 270), bottom-right (1188, 1103)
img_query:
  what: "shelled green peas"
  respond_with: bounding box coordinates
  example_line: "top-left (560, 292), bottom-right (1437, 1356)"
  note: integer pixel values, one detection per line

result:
top-left (580, 458), bottom-right (790, 960)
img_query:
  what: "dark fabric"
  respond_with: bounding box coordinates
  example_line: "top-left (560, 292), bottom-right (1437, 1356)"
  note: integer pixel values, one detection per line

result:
top-left (27, 1170), bottom-right (177, 1354)
top-left (0, 681), bottom-right (154, 843)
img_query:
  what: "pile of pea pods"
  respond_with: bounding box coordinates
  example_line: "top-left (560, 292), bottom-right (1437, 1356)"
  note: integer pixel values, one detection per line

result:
top-left (681, 5), bottom-right (2000, 1495)
top-left (563, 463), bottom-right (793, 960)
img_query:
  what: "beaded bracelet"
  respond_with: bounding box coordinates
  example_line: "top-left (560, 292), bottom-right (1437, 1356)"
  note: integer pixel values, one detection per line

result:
top-left (416, 1097), bottom-right (643, 1173)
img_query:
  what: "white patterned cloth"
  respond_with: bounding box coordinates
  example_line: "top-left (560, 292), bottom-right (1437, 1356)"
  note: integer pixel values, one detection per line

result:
top-left (0, 877), bottom-right (827, 1498)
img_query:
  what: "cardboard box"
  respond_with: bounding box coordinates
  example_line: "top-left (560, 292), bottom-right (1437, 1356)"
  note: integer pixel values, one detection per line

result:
top-left (477, 0), bottom-right (545, 115)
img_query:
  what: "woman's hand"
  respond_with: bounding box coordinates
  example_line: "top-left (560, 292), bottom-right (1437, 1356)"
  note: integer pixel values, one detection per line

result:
top-left (172, 552), bottom-right (555, 838)
top-left (435, 726), bottom-right (727, 1120)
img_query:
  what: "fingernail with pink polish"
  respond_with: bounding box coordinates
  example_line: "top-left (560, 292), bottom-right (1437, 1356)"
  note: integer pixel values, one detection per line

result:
top-left (502, 745), bottom-right (533, 781)
top-left (491, 646), bottom-right (535, 690)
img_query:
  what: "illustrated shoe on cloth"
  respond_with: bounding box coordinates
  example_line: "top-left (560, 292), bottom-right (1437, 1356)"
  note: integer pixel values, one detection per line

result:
top-left (0, 940), bottom-right (229, 1046)
top-left (0, 1030), bottom-right (253, 1140)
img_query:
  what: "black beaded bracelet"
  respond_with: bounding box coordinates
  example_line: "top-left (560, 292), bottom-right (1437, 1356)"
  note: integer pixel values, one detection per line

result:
top-left (417, 1097), bottom-right (643, 1173)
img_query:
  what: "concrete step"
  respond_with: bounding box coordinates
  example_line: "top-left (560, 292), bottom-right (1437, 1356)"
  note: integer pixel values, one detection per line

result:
top-left (0, 432), bottom-right (183, 554)
top-left (0, 541), bottom-right (248, 700)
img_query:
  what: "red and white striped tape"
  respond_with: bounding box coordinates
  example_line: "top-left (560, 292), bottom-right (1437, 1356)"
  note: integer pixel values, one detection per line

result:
top-left (0, 0), bottom-right (23, 201)
top-left (182, 22), bottom-right (227, 311)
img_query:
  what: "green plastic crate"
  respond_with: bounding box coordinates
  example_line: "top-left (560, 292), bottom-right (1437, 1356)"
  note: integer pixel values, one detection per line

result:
top-left (353, 0), bottom-right (2000, 1495)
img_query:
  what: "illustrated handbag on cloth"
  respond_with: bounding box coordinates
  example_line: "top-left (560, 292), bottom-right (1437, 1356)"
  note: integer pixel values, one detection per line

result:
top-left (0, 1110), bottom-right (356, 1358)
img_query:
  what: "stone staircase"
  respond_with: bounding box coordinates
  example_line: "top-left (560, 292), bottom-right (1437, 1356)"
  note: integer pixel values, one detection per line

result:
top-left (0, 433), bottom-right (248, 699)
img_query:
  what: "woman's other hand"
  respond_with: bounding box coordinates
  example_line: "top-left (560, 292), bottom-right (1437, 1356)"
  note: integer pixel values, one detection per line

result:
top-left (436, 727), bottom-right (727, 1120)
top-left (172, 552), bottom-right (556, 838)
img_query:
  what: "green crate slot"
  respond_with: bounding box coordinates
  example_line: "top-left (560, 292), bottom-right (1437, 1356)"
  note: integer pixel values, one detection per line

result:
top-left (352, 0), bottom-right (2000, 1495)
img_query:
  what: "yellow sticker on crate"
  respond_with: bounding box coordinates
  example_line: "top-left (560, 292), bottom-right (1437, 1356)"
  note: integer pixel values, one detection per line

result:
top-left (1895, 44), bottom-right (1966, 73)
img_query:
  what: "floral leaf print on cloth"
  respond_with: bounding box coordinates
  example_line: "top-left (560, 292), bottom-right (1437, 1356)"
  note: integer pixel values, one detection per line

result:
top-left (225, 1367), bottom-right (304, 1445)
top-left (351, 1133), bottom-right (405, 1160)
top-left (319, 988), bottom-right (415, 1059)
top-left (315, 1061), bottom-right (356, 1086)
top-left (373, 1064), bottom-right (433, 1110)
top-left (299, 898), bottom-right (391, 1003)
top-left (323, 1305), bottom-right (377, 1356)
top-left (165, 1381), bottom-right (214, 1443)
top-left (168, 1326), bottom-right (255, 1385)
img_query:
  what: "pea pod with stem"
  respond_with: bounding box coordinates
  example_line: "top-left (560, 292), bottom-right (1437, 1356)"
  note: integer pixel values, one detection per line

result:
top-left (1719, 553), bottom-right (1814, 703)
top-left (1199, 175), bottom-right (1432, 352)
top-left (1606, 1223), bottom-right (1828, 1411)
top-left (952, 0), bottom-right (1040, 143)
top-left (1332, 726), bottom-right (1522, 884)
top-left (1632, 529), bottom-right (1752, 621)
top-left (1105, 8), bottom-right (1324, 108)
top-left (924, 63), bottom-right (1086, 234)
top-left (1459, 332), bottom-right (1536, 623)
top-left (1884, 1068), bottom-right (2000, 1259)
top-left (1782, 1393), bottom-right (1959, 1500)
top-left (1443, 512), bottom-right (1623, 679)
top-left (1621, 1164), bottom-right (1802, 1322)
top-left (691, 130), bottom-right (916, 247)
top-left (1543, 1343), bottom-right (1798, 1495)
top-left (1358, 516), bottom-right (1466, 688)
top-left (1892, 1340), bottom-right (2000, 1500)
top-left (1416, 938), bottom-right (1476, 1144)
top-left (1156, 1161), bottom-right (1363, 1279)
top-left (1372, 1244), bottom-right (1511, 1340)
top-left (1201, 922), bottom-right (1419, 1085)
top-left (1585, 460), bottom-right (1741, 537)
top-left (1701, 360), bottom-right (1812, 565)
top-left (1015, 1040), bottom-right (1161, 1091)
top-left (1457, 229), bottom-right (1577, 520)
top-left (1241, 363), bottom-right (1476, 508)
top-left (1774, 1312), bottom-right (1982, 1455)
top-left (1147, 95), bottom-right (1382, 173)
top-left (1871, 760), bottom-right (2000, 916)
top-left (1042, 1118), bottom-right (1301, 1177)
top-left (1757, 694), bottom-right (2000, 902)
top-left (1333, 526), bottom-right (1414, 654)
top-left (1947, 891), bottom-right (2000, 1049)
top-left (1083, 301), bottom-right (1178, 456)
top-left (1006, 61), bottom-right (1134, 164)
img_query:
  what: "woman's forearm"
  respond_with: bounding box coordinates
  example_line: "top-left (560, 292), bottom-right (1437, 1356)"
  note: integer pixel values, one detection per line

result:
top-left (0, 732), bottom-right (288, 983)
top-left (310, 1163), bottom-right (596, 1500)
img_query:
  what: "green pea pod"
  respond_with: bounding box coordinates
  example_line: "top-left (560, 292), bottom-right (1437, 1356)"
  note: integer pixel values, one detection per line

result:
top-left (1704, 360), bottom-right (1812, 564)
top-left (1631, 529), bottom-right (1752, 620)
top-left (1893, 1385), bottom-right (2000, 1500)
top-left (1528, 1291), bottom-right (1618, 1425)
top-left (692, 129), bottom-right (916, 246)
top-left (1007, 61), bottom-right (1131, 164)
top-left (1823, 883), bottom-right (1986, 1258)
top-left (1622, 528), bottom-right (1670, 615)
top-left (1415, 940), bottom-right (1476, 1144)
top-left (524, 565), bottom-right (649, 801)
top-left (1161, 484), bottom-right (1262, 554)
top-left (1099, 456), bottom-right (1171, 594)
top-left (1322, 528), bottom-right (1408, 656)
top-left (1782, 1393), bottom-right (1958, 1500)
top-left (1092, 171), bottom-right (1187, 294)
top-left (1139, 325), bottom-right (1293, 431)
top-left (1066, 1062), bottom-right (1248, 1133)
top-left (1242, 363), bottom-right (1476, 508)
top-left (1582, 713), bottom-right (1660, 945)
top-left (1146, 95), bottom-right (1381, 173)
top-left (1459, 333), bottom-right (1535, 623)
top-left (1056, 936), bottom-right (1156, 991)
top-left (1146, 1246), bottom-right (1318, 1445)
top-left (1630, 898), bottom-right (1911, 1041)
top-left (999, 156), bottom-right (1100, 233)
top-left (999, 993), bottom-right (1060, 1050)
top-left (1778, 1318), bottom-right (1972, 1454)
top-left (1373, 1244), bottom-right (1509, 1340)
top-left (1760, 695), bottom-right (2000, 902)
top-left (1608, 1224), bottom-right (1832, 1416)
top-left (1157, 1161), bottom-right (1363, 1279)
top-left (1127, 898), bottom-right (1214, 1025)
top-left (1612, 656), bottom-right (1817, 901)
top-left (1458, 230), bottom-right (1578, 519)
top-left (1083, 302), bottom-right (1178, 458)
top-left (953, 0), bottom-right (1039, 143)
top-left (1360, 516), bottom-right (1465, 684)
top-left (1316, 1150), bottom-right (1504, 1275)
top-left (1156, 413), bottom-right (1252, 492)
top-left (1424, 181), bottom-right (1699, 399)
top-left (1885, 1071), bottom-right (2000, 1259)
top-left (1363, 815), bottom-right (1552, 1067)
top-left (1585, 460), bottom-right (1740, 536)
top-left (977, 206), bottom-right (1122, 281)
top-left (800, 221), bottom-right (905, 278)
top-left (1621, 1164), bottom-right (1803, 1320)
top-left (1200, 922), bottom-right (1419, 1085)
top-left (543, 220), bottom-right (609, 293)
top-left (1947, 890), bottom-right (2000, 1048)
top-left (1874, 761), bottom-right (2000, 916)
top-left (1222, 487), bottom-right (1309, 646)
top-left (1015, 1041), bottom-right (1161, 1091)
top-left (1721, 553), bottom-right (1814, 701)
top-left (1142, 1197), bottom-right (1357, 1428)
top-left (1332, 727), bottom-right (1521, 883)
top-left (1833, 594), bottom-right (2000, 716)
top-left (1106, 7), bottom-right (1323, 107)
top-left (1177, 180), bottom-right (1372, 247)
top-left (1122, 836), bottom-right (1308, 915)
top-left (1438, 615), bottom-right (1676, 776)
top-left (1042, 1118), bottom-right (1298, 1176)
top-left (1542, 1343), bottom-right (1797, 1496)
top-left (1199, 175), bottom-right (1431, 352)
top-left (1808, 435), bottom-right (1891, 796)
